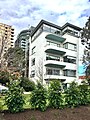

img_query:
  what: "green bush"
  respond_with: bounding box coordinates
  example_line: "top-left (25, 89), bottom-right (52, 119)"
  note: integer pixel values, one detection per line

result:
top-left (0, 70), bottom-right (10, 85)
top-left (48, 80), bottom-right (64, 109)
top-left (0, 101), bottom-right (3, 111)
top-left (79, 83), bottom-right (90, 105)
top-left (30, 82), bottom-right (47, 111)
top-left (64, 81), bottom-right (80, 108)
top-left (20, 77), bottom-right (35, 92)
top-left (5, 80), bottom-right (25, 113)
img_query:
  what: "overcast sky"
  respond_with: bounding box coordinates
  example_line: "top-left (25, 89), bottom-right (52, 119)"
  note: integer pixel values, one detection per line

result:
top-left (0, 0), bottom-right (90, 39)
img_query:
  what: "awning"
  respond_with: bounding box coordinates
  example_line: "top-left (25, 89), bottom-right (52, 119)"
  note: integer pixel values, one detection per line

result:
top-left (45, 34), bottom-right (66, 43)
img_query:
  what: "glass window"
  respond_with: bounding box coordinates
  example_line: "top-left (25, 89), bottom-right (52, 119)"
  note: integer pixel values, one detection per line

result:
top-left (63, 43), bottom-right (77, 51)
top-left (46, 41), bottom-right (60, 47)
top-left (43, 24), bottom-right (51, 32)
top-left (32, 46), bottom-right (36, 54)
top-left (31, 58), bottom-right (35, 66)
top-left (63, 56), bottom-right (76, 64)
top-left (31, 70), bottom-right (35, 77)
top-left (46, 54), bottom-right (60, 61)
top-left (46, 68), bottom-right (60, 75)
top-left (64, 69), bottom-right (76, 77)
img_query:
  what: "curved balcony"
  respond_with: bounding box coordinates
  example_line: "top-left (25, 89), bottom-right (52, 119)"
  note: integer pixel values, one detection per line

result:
top-left (45, 34), bottom-right (66, 43)
top-left (44, 60), bottom-right (66, 68)
top-left (44, 74), bottom-right (67, 81)
top-left (45, 45), bottom-right (66, 55)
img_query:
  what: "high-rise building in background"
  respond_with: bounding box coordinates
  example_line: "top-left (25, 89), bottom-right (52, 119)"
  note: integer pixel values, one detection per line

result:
top-left (29, 20), bottom-right (82, 86)
top-left (15, 26), bottom-right (34, 77)
top-left (0, 23), bottom-right (14, 69)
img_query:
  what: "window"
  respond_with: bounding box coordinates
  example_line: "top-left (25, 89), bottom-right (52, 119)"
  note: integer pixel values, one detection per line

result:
top-left (63, 56), bottom-right (76, 64)
top-left (31, 70), bottom-right (35, 77)
top-left (32, 46), bottom-right (36, 54)
top-left (63, 42), bottom-right (77, 51)
top-left (64, 69), bottom-right (76, 77)
top-left (46, 54), bottom-right (60, 61)
top-left (31, 58), bottom-right (35, 66)
top-left (47, 41), bottom-right (60, 47)
top-left (46, 68), bottom-right (60, 75)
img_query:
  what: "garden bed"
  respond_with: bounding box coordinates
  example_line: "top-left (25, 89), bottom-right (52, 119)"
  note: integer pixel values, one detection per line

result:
top-left (1, 106), bottom-right (90, 120)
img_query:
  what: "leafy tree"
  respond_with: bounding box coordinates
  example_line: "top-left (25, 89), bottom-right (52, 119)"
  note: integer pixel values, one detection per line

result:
top-left (48, 80), bottom-right (64, 109)
top-left (5, 80), bottom-right (24, 113)
top-left (64, 81), bottom-right (80, 108)
top-left (4, 47), bottom-right (25, 76)
top-left (81, 17), bottom-right (90, 82)
top-left (0, 70), bottom-right (10, 85)
top-left (20, 77), bottom-right (35, 92)
top-left (78, 83), bottom-right (90, 105)
top-left (30, 82), bottom-right (47, 111)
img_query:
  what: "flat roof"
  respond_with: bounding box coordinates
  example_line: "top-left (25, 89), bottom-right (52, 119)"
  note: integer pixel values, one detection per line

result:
top-left (30, 20), bottom-right (82, 37)
top-left (30, 19), bottom-right (62, 37)
top-left (61, 22), bottom-right (82, 31)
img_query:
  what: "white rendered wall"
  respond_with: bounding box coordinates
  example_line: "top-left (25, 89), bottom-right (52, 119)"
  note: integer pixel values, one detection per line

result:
top-left (29, 31), bottom-right (80, 84)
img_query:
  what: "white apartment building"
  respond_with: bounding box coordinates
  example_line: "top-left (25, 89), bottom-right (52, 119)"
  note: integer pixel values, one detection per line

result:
top-left (29, 20), bottom-right (81, 85)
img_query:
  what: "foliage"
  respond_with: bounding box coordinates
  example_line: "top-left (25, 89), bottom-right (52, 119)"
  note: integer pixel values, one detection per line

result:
top-left (48, 80), bottom-right (64, 109)
top-left (0, 101), bottom-right (3, 111)
top-left (81, 17), bottom-right (90, 82)
top-left (64, 81), bottom-right (80, 108)
top-left (0, 70), bottom-right (10, 85)
top-left (81, 16), bottom-right (90, 51)
top-left (5, 80), bottom-right (25, 113)
top-left (78, 83), bottom-right (90, 105)
top-left (4, 47), bottom-right (25, 75)
top-left (85, 65), bottom-right (90, 85)
top-left (20, 77), bottom-right (35, 92)
top-left (30, 82), bottom-right (47, 111)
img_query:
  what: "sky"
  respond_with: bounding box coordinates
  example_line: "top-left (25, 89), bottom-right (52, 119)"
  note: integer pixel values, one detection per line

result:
top-left (0, 0), bottom-right (90, 39)
top-left (0, 0), bottom-right (89, 76)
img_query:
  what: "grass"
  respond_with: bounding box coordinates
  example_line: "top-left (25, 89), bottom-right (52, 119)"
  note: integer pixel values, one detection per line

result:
top-left (0, 93), bottom-right (31, 111)
top-left (23, 93), bottom-right (31, 109)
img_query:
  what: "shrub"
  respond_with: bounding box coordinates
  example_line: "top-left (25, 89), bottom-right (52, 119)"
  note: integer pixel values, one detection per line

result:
top-left (64, 81), bottom-right (80, 108)
top-left (79, 83), bottom-right (90, 105)
top-left (48, 80), bottom-right (64, 109)
top-left (0, 70), bottom-right (10, 85)
top-left (30, 82), bottom-right (47, 111)
top-left (5, 80), bottom-right (25, 113)
top-left (0, 101), bottom-right (3, 111)
top-left (20, 77), bottom-right (35, 92)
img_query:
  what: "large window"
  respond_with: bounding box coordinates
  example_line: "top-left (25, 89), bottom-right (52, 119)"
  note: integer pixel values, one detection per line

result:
top-left (64, 69), bottom-right (76, 77)
top-left (63, 42), bottom-right (77, 51)
top-left (63, 56), bottom-right (76, 64)
top-left (46, 54), bottom-right (60, 61)
top-left (46, 68), bottom-right (60, 75)
top-left (47, 41), bottom-right (60, 47)
top-left (43, 24), bottom-right (61, 35)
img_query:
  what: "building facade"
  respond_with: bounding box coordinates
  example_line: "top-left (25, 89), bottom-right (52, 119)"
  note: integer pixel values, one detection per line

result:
top-left (15, 27), bottom-right (34, 77)
top-left (29, 20), bottom-right (81, 85)
top-left (0, 23), bottom-right (14, 69)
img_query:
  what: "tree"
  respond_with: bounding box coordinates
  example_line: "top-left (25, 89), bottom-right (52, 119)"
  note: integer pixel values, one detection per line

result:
top-left (0, 35), bottom-right (7, 69)
top-left (4, 47), bottom-right (25, 76)
top-left (20, 77), bottom-right (35, 92)
top-left (30, 82), bottom-right (47, 111)
top-left (5, 80), bottom-right (24, 113)
top-left (36, 58), bottom-right (43, 83)
top-left (0, 70), bottom-right (10, 85)
top-left (81, 16), bottom-right (90, 82)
